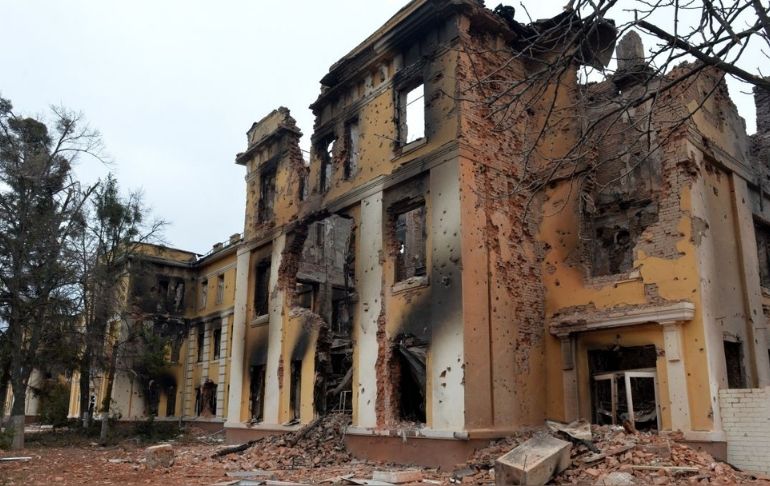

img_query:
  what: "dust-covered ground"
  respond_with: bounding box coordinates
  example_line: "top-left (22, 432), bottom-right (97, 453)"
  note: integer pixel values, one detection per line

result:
top-left (2, 415), bottom-right (769, 485)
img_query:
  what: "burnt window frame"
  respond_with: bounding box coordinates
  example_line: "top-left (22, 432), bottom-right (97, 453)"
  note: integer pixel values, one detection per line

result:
top-left (211, 325), bottom-right (222, 360)
top-left (344, 118), bottom-right (360, 180)
top-left (199, 279), bottom-right (208, 310)
top-left (257, 165), bottom-right (277, 224)
top-left (254, 260), bottom-right (271, 318)
top-left (390, 201), bottom-right (427, 283)
top-left (249, 364), bottom-right (266, 422)
top-left (316, 133), bottom-right (336, 193)
top-left (393, 61), bottom-right (427, 151)
top-left (196, 325), bottom-right (205, 363)
top-left (754, 217), bottom-right (770, 289)
top-left (215, 273), bottom-right (225, 305)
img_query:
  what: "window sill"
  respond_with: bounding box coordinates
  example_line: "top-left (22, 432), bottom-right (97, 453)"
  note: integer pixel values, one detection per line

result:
top-left (392, 275), bottom-right (429, 294)
top-left (584, 269), bottom-right (642, 287)
top-left (395, 137), bottom-right (427, 158)
top-left (251, 314), bottom-right (269, 327)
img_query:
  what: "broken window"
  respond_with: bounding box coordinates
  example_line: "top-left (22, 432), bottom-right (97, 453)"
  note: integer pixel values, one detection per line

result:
top-left (395, 335), bottom-right (426, 423)
top-left (298, 171), bottom-right (308, 201)
top-left (344, 120), bottom-right (359, 179)
top-left (589, 345), bottom-right (659, 430)
top-left (254, 262), bottom-right (271, 317)
top-left (318, 136), bottom-right (335, 193)
top-left (249, 365), bottom-right (266, 422)
top-left (196, 326), bottom-right (205, 362)
top-left (290, 360), bottom-right (302, 422)
top-left (258, 168), bottom-right (276, 223)
top-left (199, 279), bottom-right (208, 309)
top-left (212, 326), bottom-right (222, 360)
top-left (399, 83), bottom-right (425, 145)
top-left (724, 340), bottom-right (747, 388)
top-left (756, 221), bottom-right (770, 288)
top-left (394, 204), bottom-right (427, 282)
top-left (215, 274), bottom-right (225, 304)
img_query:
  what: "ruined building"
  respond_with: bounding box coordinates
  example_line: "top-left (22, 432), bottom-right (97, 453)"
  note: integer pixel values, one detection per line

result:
top-left (60, 0), bottom-right (770, 469)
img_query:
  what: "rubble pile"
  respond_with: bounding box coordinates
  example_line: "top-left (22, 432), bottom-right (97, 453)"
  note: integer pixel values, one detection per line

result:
top-left (555, 425), bottom-right (762, 485)
top-left (237, 413), bottom-right (353, 470)
top-left (455, 424), bottom-right (768, 484)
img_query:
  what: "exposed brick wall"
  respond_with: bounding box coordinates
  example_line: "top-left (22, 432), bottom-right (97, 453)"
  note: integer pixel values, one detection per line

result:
top-left (718, 388), bottom-right (770, 474)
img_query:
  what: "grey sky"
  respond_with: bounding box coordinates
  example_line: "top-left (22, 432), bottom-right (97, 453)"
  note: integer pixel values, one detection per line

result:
top-left (1, 1), bottom-right (760, 254)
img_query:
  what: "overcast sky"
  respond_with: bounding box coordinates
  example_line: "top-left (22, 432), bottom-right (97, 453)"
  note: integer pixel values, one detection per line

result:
top-left (1, 1), bottom-right (760, 254)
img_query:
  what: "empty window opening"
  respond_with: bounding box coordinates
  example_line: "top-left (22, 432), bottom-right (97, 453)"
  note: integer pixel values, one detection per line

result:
top-left (212, 327), bottom-right (222, 360)
top-left (318, 136), bottom-right (335, 193)
top-left (146, 381), bottom-right (160, 417)
top-left (165, 385), bottom-right (176, 417)
top-left (196, 326), bottom-right (205, 362)
top-left (249, 365), bottom-right (266, 422)
top-left (395, 335), bottom-right (426, 423)
top-left (724, 340), bottom-right (747, 388)
top-left (755, 221), bottom-right (770, 288)
top-left (331, 288), bottom-right (352, 336)
top-left (589, 201), bottom-right (657, 277)
top-left (298, 171), bottom-right (308, 201)
top-left (344, 120), bottom-right (360, 179)
top-left (254, 262), bottom-right (271, 317)
top-left (215, 274), bottom-right (225, 304)
top-left (394, 204), bottom-right (427, 282)
top-left (295, 282), bottom-right (317, 311)
top-left (290, 360), bottom-right (302, 422)
top-left (589, 345), bottom-right (659, 431)
top-left (198, 380), bottom-right (217, 417)
top-left (199, 279), bottom-right (208, 309)
top-left (258, 168), bottom-right (276, 223)
top-left (400, 83), bottom-right (425, 144)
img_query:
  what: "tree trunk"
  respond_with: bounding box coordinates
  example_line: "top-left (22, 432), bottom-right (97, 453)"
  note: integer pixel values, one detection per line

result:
top-left (0, 357), bottom-right (10, 420)
top-left (79, 363), bottom-right (91, 428)
top-left (99, 348), bottom-right (118, 445)
top-left (9, 378), bottom-right (27, 450)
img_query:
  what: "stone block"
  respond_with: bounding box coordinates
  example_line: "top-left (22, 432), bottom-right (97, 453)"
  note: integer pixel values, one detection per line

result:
top-left (145, 443), bottom-right (174, 469)
top-left (372, 470), bottom-right (423, 483)
top-left (494, 434), bottom-right (571, 485)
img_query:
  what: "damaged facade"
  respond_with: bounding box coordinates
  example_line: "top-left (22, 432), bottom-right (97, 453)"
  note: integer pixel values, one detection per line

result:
top-left (59, 0), bottom-right (770, 467)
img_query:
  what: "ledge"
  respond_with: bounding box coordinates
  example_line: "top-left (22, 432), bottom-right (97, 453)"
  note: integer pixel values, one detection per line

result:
top-left (250, 314), bottom-right (269, 327)
top-left (224, 421), bottom-right (303, 432)
top-left (550, 301), bottom-right (696, 338)
top-left (346, 425), bottom-right (468, 440)
top-left (391, 275), bottom-right (429, 294)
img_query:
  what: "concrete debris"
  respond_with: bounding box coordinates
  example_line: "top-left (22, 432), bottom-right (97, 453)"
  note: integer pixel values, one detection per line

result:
top-left (145, 443), bottom-right (175, 469)
top-left (546, 419), bottom-right (593, 442)
top-left (371, 470), bottom-right (423, 484)
top-left (0, 456), bottom-right (32, 462)
top-left (596, 471), bottom-right (637, 485)
top-left (494, 434), bottom-right (572, 485)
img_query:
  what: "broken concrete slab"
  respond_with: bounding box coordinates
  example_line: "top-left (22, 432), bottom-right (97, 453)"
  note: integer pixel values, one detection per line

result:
top-left (227, 471), bottom-right (276, 480)
top-left (546, 419), bottom-right (593, 442)
top-left (596, 471), bottom-right (637, 485)
top-left (371, 470), bottom-right (422, 484)
top-left (145, 443), bottom-right (174, 469)
top-left (494, 434), bottom-right (571, 485)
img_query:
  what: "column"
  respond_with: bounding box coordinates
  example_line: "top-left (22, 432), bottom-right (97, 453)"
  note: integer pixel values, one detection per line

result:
top-left (560, 336), bottom-right (579, 422)
top-left (355, 192), bottom-right (383, 428)
top-left (263, 234), bottom-right (286, 424)
top-left (730, 173), bottom-right (770, 386)
top-left (183, 326), bottom-right (197, 417)
top-left (225, 249), bottom-right (251, 426)
top-left (661, 321), bottom-right (691, 432)
top-left (216, 316), bottom-right (229, 419)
